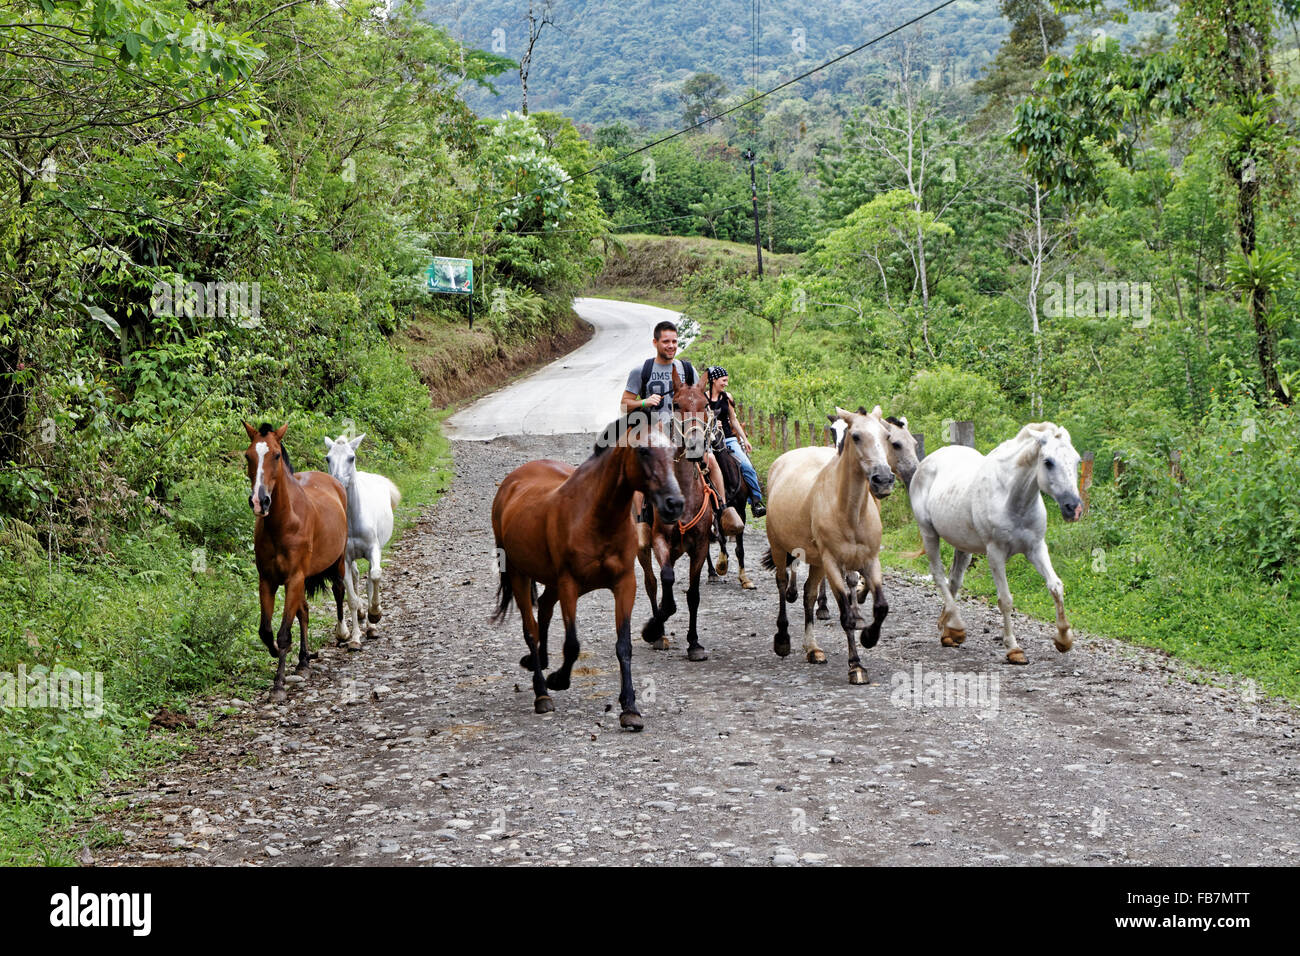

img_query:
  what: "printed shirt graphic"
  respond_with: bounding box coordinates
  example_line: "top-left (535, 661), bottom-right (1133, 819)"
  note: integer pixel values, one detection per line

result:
top-left (626, 359), bottom-right (685, 425)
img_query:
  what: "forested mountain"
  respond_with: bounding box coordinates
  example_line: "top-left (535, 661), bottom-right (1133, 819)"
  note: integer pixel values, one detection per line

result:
top-left (418, 0), bottom-right (1172, 128)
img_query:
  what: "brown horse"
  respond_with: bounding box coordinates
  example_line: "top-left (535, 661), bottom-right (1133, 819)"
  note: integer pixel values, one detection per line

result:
top-left (490, 414), bottom-right (684, 730)
top-left (242, 422), bottom-right (353, 701)
top-left (637, 365), bottom-right (718, 661)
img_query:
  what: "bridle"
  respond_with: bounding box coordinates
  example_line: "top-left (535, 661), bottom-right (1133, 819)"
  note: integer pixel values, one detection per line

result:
top-left (666, 402), bottom-right (719, 534)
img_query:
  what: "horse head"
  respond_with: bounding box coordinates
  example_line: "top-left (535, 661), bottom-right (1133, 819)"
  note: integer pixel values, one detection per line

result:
top-left (594, 413), bottom-right (685, 522)
top-left (324, 432), bottom-right (365, 491)
top-left (832, 405), bottom-right (895, 498)
top-left (670, 364), bottom-right (713, 462)
top-left (829, 407), bottom-right (919, 489)
top-left (1017, 422), bottom-right (1083, 522)
top-left (243, 421), bottom-right (291, 517)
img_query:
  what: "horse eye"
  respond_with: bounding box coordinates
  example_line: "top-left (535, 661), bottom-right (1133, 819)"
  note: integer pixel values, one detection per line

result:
top-left (892, 441), bottom-right (901, 449)
top-left (1045, 459), bottom-right (1055, 469)
top-left (852, 433), bottom-right (861, 443)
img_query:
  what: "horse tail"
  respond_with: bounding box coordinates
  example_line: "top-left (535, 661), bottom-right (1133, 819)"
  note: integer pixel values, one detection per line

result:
top-left (385, 477), bottom-right (402, 509)
top-left (490, 562), bottom-right (514, 624)
top-left (304, 569), bottom-right (334, 598)
top-left (760, 548), bottom-right (775, 571)
top-left (904, 548), bottom-right (926, 560)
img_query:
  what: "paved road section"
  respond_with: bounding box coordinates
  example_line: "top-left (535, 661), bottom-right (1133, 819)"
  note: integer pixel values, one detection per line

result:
top-left (442, 297), bottom-right (684, 441)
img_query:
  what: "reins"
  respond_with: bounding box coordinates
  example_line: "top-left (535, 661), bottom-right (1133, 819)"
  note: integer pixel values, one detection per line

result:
top-left (677, 460), bottom-right (720, 534)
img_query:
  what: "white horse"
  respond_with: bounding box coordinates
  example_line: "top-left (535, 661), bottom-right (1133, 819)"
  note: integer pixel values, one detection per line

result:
top-left (908, 422), bottom-right (1083, 665)
top-left (324, 434), bottom-right (401, 648)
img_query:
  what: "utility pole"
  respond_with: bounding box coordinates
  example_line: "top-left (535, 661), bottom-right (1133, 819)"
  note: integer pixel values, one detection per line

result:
top-left (743, 148), bottom-right (763, 278)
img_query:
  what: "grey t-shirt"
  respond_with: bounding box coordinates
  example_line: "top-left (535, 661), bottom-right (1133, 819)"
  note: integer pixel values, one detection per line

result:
top-left (626, 359), bottom-right (689, 424)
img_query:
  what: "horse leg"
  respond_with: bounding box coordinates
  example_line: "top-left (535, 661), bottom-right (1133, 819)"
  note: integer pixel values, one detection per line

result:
top-left (521, 585), bottom-right (555, 671)
top-left (638, 536), bottom-right (659, 617)
top-left (860, 557), bottom-right (888, 649)
top-left (986, 546), bottom-right (1025, 664)
top-left (642, 536), bottom-right (674, 650)
top-left (947, 549), bottom-right (974, 599)
top-left (921, 524), bottom-right (967, 646)
top-left (801, 564), bottom-right (827, 664)
top-left (736, 530), bottom-right (755, 589)
top-left (824, 559), bottom-right (868, 684)
top-left (510, 573), bottom-right (552, 713)
top-left (334, 557), bottom-right (353, 646)
top-left (685, 543), bottom-right (708, 661)
top-left (613, 574), bottom-right (643, 731)
top-left (365, 544), bottom-right (384, 635)
top-left (772, 551), bottom-right (792, 657)
top-left (816, 578), bottom-right (831, 620)
top-left (1026, 540), bottom-right (1073, 653)
top-left (271, 574), bottom-right (304, 701)
top-left (545, 578), bottom-right (581, 691)
top-left (714, 512), bottom-right (729, 577)
top-left (258, 578), bottom-right (277, 658)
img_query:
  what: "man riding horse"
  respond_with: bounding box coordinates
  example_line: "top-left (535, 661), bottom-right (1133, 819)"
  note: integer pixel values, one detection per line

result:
top-left (621, 320), bottom-right (738, 529)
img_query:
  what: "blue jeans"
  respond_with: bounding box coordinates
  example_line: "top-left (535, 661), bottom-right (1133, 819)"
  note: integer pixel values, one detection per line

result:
top-left (725, 437), bottom-right (763, 504)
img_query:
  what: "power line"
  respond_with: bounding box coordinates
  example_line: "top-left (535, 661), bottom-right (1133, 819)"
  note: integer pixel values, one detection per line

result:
top-left (467, 0), bottom-right (966, 219)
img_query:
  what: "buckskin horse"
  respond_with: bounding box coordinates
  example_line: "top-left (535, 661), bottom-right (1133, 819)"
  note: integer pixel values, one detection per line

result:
top-left (761, 406), bottom-right (896, 684)
top-left (242, 422), bottom-right (354, 701)
top-left (491, 413), bottom-right (684, 730)
top-left (637, 365), bottom-right (718, 661)
top-left (908, 421), bottom-right (1083, 664)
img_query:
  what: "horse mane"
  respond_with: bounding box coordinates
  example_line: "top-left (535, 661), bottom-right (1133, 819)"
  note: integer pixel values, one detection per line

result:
top-left (885, 415), bottom-right (908, 431)
top-left (1001, 421), bottom-right (1066, 468)
top-left (590, 412), bottom-right (664, 458)
top-left (257, 422), bottom-right (294, 475)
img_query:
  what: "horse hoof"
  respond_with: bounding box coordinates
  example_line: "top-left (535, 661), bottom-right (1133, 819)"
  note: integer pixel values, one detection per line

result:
top-left (650, 637), bottom-right (670, 651)
top-left (848, 666), bottom-right (869, 685)
top-left (294, 663), bottom-right (310, 676)
top-left (347, 639), bottom-right (362, 652)
top-left (815, 607), bottom-right (831, 621)
top-left (367, 610), bottom-right (382, 623)
top-left (269, 687), bottom-right (287, 703)
top-left (545, 671), bottom-right (570, 691)
top-left (773, 635), bottom-right (791, 657)
top-left (1054, 630), bottom-right (1074, 653)
top-left (534, 695), bottom-right (554, 714)
top-left (619, 711), bottom-right (644, 731)
top-left (687, 645), bottom-right (709, 662)
top-left (806, 649), bottom-right (827, 665)
top-left (1006, 648), bottom-right (1028, 665)
top-left (716, 554), bottom-right (729, 576)
top-left (940, 627), bottom-right (966, 647)
top-left (739, 572), bottom-right (756, 590)
top-left (860, 628), bottom-right (881, 649)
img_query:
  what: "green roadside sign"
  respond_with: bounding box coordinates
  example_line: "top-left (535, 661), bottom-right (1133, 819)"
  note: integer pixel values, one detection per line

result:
top-left (425, 257), bottom-right (473, 294)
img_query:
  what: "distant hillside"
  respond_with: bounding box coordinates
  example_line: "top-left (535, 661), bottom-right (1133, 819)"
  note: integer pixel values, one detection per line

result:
top-left (418, 0), bottom-right (1173, 130)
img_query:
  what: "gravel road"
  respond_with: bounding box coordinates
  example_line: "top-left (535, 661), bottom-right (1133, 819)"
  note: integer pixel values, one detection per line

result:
top-left (95, 430), bottom-right (1300, 867)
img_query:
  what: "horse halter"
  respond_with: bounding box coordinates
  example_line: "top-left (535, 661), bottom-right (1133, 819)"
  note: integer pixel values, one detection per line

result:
top-left (671, 406), bottom-right (715, 462)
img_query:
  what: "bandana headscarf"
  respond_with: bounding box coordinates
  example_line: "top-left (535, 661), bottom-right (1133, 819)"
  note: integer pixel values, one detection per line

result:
top-left (707, 366), bottom-right (728, 384)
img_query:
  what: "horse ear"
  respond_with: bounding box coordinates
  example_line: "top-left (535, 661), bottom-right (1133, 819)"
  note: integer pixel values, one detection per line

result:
top-left (243, 421), bottom-right (258, 441)
top-left (671, 363), bottom-right (683, 390)
top-left (826, 413), bottom-right (837, 424)
top-left (350, 433), bottom-right (366, 449)
top-left (274, 423), bottom-right (288, 441)
top-left (870, 405), bottom-right (883, 418)
top-left (323, 436), bottom-right (334, 450)
top-left (835, 405), bottom-right (854, 423)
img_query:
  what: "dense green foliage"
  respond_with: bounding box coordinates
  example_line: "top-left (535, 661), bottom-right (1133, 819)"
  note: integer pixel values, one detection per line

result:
top-left (679, 3), bottom-right (1299, 696)
top-left (0, 0), bottom-right (607, 860)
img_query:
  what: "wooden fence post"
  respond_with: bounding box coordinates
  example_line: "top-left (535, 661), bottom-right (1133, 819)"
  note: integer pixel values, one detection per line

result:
top-left (951, 420), bottom-right (975, 447)
top-left (1081, 451), bottom-right (1094, 514)
top-left (768, 413), bottom-right (775, 448)
top-left (914, 433), bottom-right (925, 460)
top-left (824, 424), bottom-right (833, 446)
top-left (1170, 449), bottom-right (1185, 484)
top-left (1113, 451), bottom-right (1124, 484)
top-left (793, 420), bottom-right (801, 448)
top-left (780, 416), bottom-right (788, 452)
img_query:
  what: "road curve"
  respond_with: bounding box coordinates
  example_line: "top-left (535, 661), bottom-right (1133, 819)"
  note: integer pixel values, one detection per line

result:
top-left (442, 297), bottom-right (684, 441)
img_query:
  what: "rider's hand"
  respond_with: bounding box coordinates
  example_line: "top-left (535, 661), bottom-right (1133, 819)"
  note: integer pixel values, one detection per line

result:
top-left (644, 394), bottom-right (663, 408)
top-left (743, 439), bottom-right (752, 453)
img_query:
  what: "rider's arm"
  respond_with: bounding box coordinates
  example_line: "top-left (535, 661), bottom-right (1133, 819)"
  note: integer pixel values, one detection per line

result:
top-left (622, 389), bottom-right (658, 413)
top-left (727, 394), bottom-right (748, 446)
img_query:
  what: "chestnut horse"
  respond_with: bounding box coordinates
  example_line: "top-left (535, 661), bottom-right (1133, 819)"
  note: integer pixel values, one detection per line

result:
top-left (242, 422), bottom-right (353, 701)
top-left (637, 366), bottom-right (718, 661)
top-left (491, 413), bottom-right (684, 730)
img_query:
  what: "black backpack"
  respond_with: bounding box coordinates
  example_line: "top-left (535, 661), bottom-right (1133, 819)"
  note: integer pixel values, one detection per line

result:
top-left (638, 358), bottom-right (696, 398)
